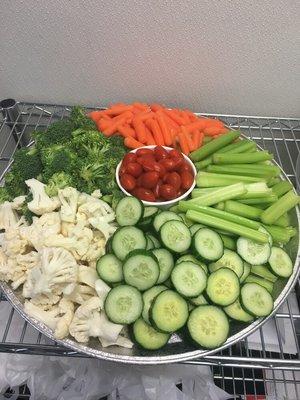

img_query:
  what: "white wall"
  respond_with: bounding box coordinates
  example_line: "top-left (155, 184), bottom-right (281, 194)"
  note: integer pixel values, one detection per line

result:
top-left (0, 0), bottom-right (299, 117)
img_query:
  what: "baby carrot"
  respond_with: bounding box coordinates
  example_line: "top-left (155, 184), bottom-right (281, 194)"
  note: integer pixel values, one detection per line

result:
top-left (203, 126), bottom-right (222, 136)
top-left (178, 129), bottom-right (190, 155)
top-left (192, 129), bottom-right (204, 150)
top-left (184, 110), bottom-right (198, 122)
top-left (145, 119), bottom-right (164, 146)
top-left (103, 115), bottom-right (129, 136)
top-left (96, 118), bottom-right (111, 132)
top-left (150, 103), bottom-right (163, 112)
top-left (165, 109), bottom-right (186, 126)
top-left (111, 111), bottom-right (133, 124)
top-left (132, 102), bottom-right (150, 111)
top-left (117, 124), bottom-right (136, 138)
top-left (137, 111), bottom-right (155, 121)
top-left (103, 105), bottom-right (134, 116)
top-left (180, 111), bottom-right (190, 125)
top-left (219, 127), bottom-right (230, 134)
top-left (156, 111), bottom-right (172, 146)
top-left (181, 125), bottom-right (194, 152)
top-left (162, 111), bottom-right (180, 130)
top-left (124, 137), bottom-right (145, 149)
top-left (88, 110), bottom-right (101, 122)
top-left (185, 119), bottom-right (209, 133)
top-left (145, 125), bottom-right (156, 145)
top-left (132, 117), bottom-right (147, 143)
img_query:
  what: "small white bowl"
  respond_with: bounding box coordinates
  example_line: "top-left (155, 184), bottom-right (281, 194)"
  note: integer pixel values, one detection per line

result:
top-left (116, 145), bottom-right (197, 207)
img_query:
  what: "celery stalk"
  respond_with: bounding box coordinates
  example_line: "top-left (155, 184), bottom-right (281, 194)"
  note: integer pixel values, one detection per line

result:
top-left (272, 181), bottom-right (293, 198)
top-left (214, 202), bottom-right (225, 210)
top-left (207, 164), bottom-right (280, 178)
top-left (220, 234), bottom-right (236, 250)
top-left (261, 190), bottom-right (300, 225)
top-left (239, 194), bottom-right (278, 205)
top-left (196, 172), bottom-right (264, 187)
top-left (224, 200), bottom-right (262, 220)
top-left (273, 213), bottom-right (290, 228)
top-left (179, 202), bottom-right (261, 230)
top-left (188, 183), bottom-right (246, 206)
top-left (268, 177), bottom-right (281, 187)
top-left (263, 225), bottom-right (292, 244)
top-left (186, 210), bottom-right (269, 243)
top-left (213, 151), bottom-right (273, 164)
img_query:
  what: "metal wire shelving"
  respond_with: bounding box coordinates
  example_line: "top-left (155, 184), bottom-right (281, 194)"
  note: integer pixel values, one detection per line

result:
top-left (0, 102), bottom-right (299, 398)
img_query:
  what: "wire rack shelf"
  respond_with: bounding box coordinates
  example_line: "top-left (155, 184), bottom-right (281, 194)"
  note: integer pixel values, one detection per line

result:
top-left (0, 102), bottom-right (299, 399)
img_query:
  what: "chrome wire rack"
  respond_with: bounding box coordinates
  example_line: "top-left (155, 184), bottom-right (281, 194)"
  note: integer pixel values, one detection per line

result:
top-left (0, 102), bottom-right (299, 399)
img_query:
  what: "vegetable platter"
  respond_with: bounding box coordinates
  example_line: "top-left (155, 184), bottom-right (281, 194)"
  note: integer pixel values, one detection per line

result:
top-left (0, 104), bottom-right (299, 364)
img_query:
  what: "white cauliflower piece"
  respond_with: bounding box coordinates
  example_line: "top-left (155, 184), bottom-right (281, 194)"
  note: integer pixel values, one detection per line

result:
top-left (2, 227), bottom-right (28, 257)
top-left (58, 187), bottom-right (79, 223)
top-left (91, 189), bottom-right (102, 198)
top-left (11, 195), bottom-right (26, 210)
top-left (37, 212), bottom-right (61, 235)
top-left (10, 251), bottom-right (41, 289)
top-left (25, 178), bottom-right (60, 215)
top-left (31, 292), bottom-right (61, 310)
top-left (64, 283), bottom-right (96, 304)
top-left (78, 265), bottom-right (99, 288)
top-left (97, 312), bottom-right (124, 347)
top-left (24, 298), bottom-right (74, 339)
top-left (0, 201), bottom-right (20, 230)
top-left (89, 214), bottom-right (117, 241)
top-left (69, 297), bottom-right (103, 343)
top-left (81, 231), bottom-right (105, 263)
top-left (0, 248), bottom-right (9, 283)
top-left (94, 278), bottom-right (110, 308)
top-left (23, 247), bottom-right (78, 298)
top-left (61, 222), bottom-right (75, 237)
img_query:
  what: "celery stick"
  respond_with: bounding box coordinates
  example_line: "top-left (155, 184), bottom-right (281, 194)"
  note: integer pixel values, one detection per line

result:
top-left (190, 131), bottom-right (241, 161)
top-left (268, 177), bottom-right (281, 187)
top-left (203, 136), bottom-right (213, 144)
top-left (179, 202), bottom-right (261, 230)
top-left (263, 225), bottom-right (292, 244)
top-left (273, 213), bottom-right (290, 228)
top-left (213, 151), bottom-right (273, 165)
top-left (220, 234), bottom-right (236, 250)
top-left (239, 194), bottom-right (278, 205)
top-left (191, 188), bottom-right (215, 198)
top-left (286, 227), bottom-right (297, 237)
top-left (186, 210), bottom-right (269, 243)
top-left (237, 183), bottom-right (272, 199)
top-left (261, 190), bottom-right (300, 225)
top-left (224, 200), bottom-right (262, 220)
top-left (188, 183), bottom-right (246, 206)
top-left (196, 172), bottom-right (264, 187)
top-left (214, 202), bottom-right (225, 210)
top-left (272, 181), bottom-right (293, 198)
top-left (207, 164), bottom-right (279, 178)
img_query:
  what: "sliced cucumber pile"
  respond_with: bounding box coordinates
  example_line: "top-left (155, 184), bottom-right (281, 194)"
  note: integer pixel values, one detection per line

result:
top-left (208, 249), bottom-right (244, 278)
top-left (206, 268), bottom-right (240, 306)
top-left (171, 261), bottom-right (207, 298)
top-left (192, 228), bottom-right (224, 261)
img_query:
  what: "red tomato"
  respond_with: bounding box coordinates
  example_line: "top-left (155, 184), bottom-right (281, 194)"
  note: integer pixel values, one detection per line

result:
top-left (172, 157), bottom-right (184, 171)
top-left (165, 172), bottom-right (181, 191)
top-left (125, 162), bottom-right (143, 178)
top-left (159, 184), bottom-right (177, 200)
top-left (159, 158), bottom-right (176, 172)
top-left (154, 146), bottom-right (169, 160)
top-left (153, 179), bottom-right (163, 198)
top-left (122, 153), bottom-right (137, 165)
top-left (169, 149), bottom-right (184, 160)
top-left (136, 155), bottom-right (156, 165)
top-left (119, 164), bottom-right (127, 175)
top-left (120, 174), bottom-right (136, 191)
top-left (136, 175), bottom-right (143, 187)
top-left (139, 158), bottom-right (160, 172)
top-left (134, 187), bottom-right (156, 202)
top-left (141, 171), bottom-right (159, 189)
top-left (181, 171), bottom-right (194, 190)
top-left (136, 148), bottom-right (154, 157)
top-left (155, 163), bottom-right (166, 178)
top-left (179, 161), bottom-right (193, 174)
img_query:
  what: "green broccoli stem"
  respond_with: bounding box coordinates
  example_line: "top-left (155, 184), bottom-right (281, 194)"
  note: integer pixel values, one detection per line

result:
top-left (179, 202), bottom-right (261, 230)
top-left (213, 151), bottom-right (273, 165)
top-left (190, 131), bottom-right (241, 162)
top-left (261, 190), bottom-right (300, 225)
top-left (186, 210), bottom-right (269, 243)
top-left (196, 172), bottom-right (264, 187)
top-left (272, 181), bottom-right (293, 198)
top-left (207, 164), bottom-right (280, 178)
top-left (195, 140), bottom-right (256, 170)
top-left (263, 225), bottom-right (292, 244)
top-left (188, 183), bottom-right (246, 206)
top-left (219, 234), bottom-right (236, 250)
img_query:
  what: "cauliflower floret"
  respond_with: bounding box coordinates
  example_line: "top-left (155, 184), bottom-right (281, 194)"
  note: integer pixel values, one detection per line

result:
top-left (11, 195), bottom-right (26, 210)
top-left (2, 227), bottom-right (28, 257)
top-left (23, 247), bottom-right (78, 298)
top-left (0, 248), bottom-right (9, 283)
top-left (69, 297), bottom-right (103, 343)
top-left (37, 212), bottom-right (61, 235)
top-left (89, 214), bottom-right (117, 241)
top-left (31, 292), bottom-right (61, 310)
top-left (91, 189), bottom-right (102, 199)
top-left (24, 298), bottom-right (74, 339)
top-left (94, 278), bottom-right (110, 308)
top-left (78, 265), bottom-right (99, 288)
top-left (0, 201), bottom-right (20, 230)
top-left (81, 231), bottom-right (106, 263)
top-left (25, 178), bottom-right (60, 215)
top-left (58, 187), bottom-right (79, 223)
top-left (64, 283), bottom-right (96, 304)
top-left (9, 251), bottom-right (41, 289)
top-left (97, 312), bottom-right (125, 348)
top-left (61, 222), bottom-right (75, 237)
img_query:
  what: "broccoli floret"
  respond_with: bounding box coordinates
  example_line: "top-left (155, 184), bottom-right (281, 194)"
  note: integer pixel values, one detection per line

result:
top-left (40, 145), bottom-right (77, 180)
top-left (19, 193), bottom-right (34, 224)
top-left (45, 172), bottom-right (74, 197)
top-left (33, 119), bottom-right (74, 149)
top-left (69, 106), bottom-right (96, 130)
top-left (0, 187), bottom-right (12, 204)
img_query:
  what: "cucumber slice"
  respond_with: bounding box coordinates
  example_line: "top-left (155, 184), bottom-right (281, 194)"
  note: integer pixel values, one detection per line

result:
top-left (176, 254), bottom-right (208, 274)
top-left (112, 226), bottom-right (147, 261)
top-left (133, 318), bottom-right (170, 350)
top-left (187, 305), bottom-right (229, 349)
top-left (259, 226), bottom-right (273, 246)
top-left (147, 234), bottom-right (160, 248)
top-left (193, 228), bottom-right (224, 261)
top-left (96, 254), bottom-right (123, 284)
top-left (160, 220), bottom-right (191, 253)
top-left (251, 265), bottom-right (277, 283)
top-left (105, 236), bottom-right (113, 253)
top-left (153, 211), bottom-right (182, 232)
top-left (171, 261), bottom-right (207, 298)
top-left (240, 262), bottom-right (251, 283)
top-left (150, 290), bottom-right (189, 333)
top-left (208, 249), bottom-right (244, 278)
top-left (224, 299), bottom-right (254, 322)
top-left (143, 206), bottom-right (159, 220)
top-left (178, 213), bottom-right (193, 227)
top-left (152, 248), bottom-right (175, 284)
top-left (206, 268), bottom-right (240, 306)
top-left (142, 285), bottom-right (168, 324)
top-left (237, 237), bottom-right (271, 265)
top-left (104, 285), bottom-right (143, 324)
top-left (189, 294), bottom-right (208, 306)
top-left (240, 282), bottom-right (274, 317)
top-left (268, 247), bottom-right (293, 278)
top-left (245, 274), bottom-right (274, 294)
top-left (116, 197), bottom-right (144, 226)
top-left (190, 223), bottom-right (205, 236)
top-left (123, 250), bottom-right (159, 291)
top-left (146, 235), bottom-right (155, 250)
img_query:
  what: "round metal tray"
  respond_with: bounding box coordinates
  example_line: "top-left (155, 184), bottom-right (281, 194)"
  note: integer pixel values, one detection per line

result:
top-left (1, 157), bottom-right (299, 365)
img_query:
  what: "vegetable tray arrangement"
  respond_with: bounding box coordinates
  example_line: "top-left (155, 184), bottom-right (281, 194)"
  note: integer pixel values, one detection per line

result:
top-left (0, 103), bottom-right (299, 362)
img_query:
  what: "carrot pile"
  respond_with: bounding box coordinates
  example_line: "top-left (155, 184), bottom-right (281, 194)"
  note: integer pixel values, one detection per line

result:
top-left (88, 103), bottom-right (229, 155)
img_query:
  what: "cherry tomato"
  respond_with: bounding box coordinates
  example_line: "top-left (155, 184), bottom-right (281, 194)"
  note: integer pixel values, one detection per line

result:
top-left (139, 158), bottom-right (160, 173)
top-left (119, 163), bottom-right (127, 175)
top-left (122, 153), bottom-right (137, 165)
top-left (134, 187), bottom-right (156, 202)
top-left (172, 157), bottom-right (184, 171)
top-left (165, 172), bottom-right (181, 191)
top-left (141, 171), bottom-right (160, 189)
top-left (160, 184), bottom-right (177, 200)
top-left (125, 162), bottom-right (143, 178)
top-left (169, 149), bottom-right (184, 160)
top-left (136, 175), bottom-right (143, 187)
top-left (177, 189), bottom-right (184, 197)
top-left (179, 161), bottom-right (193, 174)
top-left (181, 171), bottom-right (194, 190)
top-left (136, 148), bottom-right (154, 157)
top-left (154, 146), bottom-right (169, 160)
top-left (120, 174), bottom-right (136, 191)
top-left (153, 179), bottom-right (163, 198)
top-left (155, 163), bottom-right (166, 178)
top-left (159, 158), bottom-right (176, 172)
